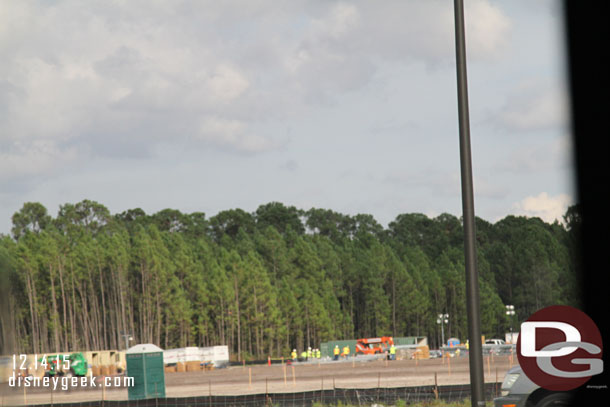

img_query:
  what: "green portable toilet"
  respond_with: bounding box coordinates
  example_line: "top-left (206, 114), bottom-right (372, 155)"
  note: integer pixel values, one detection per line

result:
top-left (126, 344), bottom-right (165, 400)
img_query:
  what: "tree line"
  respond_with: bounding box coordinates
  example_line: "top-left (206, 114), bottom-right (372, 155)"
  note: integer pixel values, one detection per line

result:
top-left (0, 200), bottom-right (581, 359)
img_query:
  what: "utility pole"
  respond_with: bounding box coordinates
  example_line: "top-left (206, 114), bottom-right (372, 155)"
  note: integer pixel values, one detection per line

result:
top-left (453, 1), bottom-right (485, 406)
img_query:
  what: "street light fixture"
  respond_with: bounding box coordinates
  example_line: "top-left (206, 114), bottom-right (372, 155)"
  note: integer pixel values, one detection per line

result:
top-left (120, 331), bottom-right (134, 351)
top-left (436, 313), bottom-right (449, 347)
top-left (505, 305), bottom-right (516, 342)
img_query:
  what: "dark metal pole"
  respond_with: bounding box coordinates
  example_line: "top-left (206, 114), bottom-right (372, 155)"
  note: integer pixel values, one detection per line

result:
top-left (453, 1), bottom-right (485, 406)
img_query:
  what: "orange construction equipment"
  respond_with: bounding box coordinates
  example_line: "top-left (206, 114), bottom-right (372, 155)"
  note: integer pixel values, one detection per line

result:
top-left (355, 336), bottom-right (394, 355)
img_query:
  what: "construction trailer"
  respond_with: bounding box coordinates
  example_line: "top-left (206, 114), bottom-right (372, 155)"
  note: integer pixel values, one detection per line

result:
top-left (82, 349), bottom-right (125, 375)
top-left (1, 354), bottom-right (47, 379)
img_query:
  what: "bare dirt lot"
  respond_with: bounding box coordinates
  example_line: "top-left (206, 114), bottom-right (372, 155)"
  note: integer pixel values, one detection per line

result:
top-left (1, 354), bottom-right (516, 406)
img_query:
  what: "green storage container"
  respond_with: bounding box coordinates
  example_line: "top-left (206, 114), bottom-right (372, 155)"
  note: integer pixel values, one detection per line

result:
top-left (320, 340), bottom-right (357, 358)
top-left (393, 336), bottom-right (420, 346)
top-left (126, 344), bottom-right (165, 400)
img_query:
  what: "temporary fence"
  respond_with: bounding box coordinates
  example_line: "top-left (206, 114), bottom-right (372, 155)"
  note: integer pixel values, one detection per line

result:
top-left (27, 382), bottom-right (501, 407)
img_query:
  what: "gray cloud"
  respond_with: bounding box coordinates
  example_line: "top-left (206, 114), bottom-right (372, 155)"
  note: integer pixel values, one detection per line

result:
top-left (384, 169), bottom-right (461, 197)
top-left (494, 135), bottom-right (573, 174)
top-left (1, 1), bottom-right (511, 170)
top-left (489, 79), bottom-right (570, 133)
top-left (3, 0), bottom-right (575, 237)
top-left (280, 160), bottom-right (299, 172)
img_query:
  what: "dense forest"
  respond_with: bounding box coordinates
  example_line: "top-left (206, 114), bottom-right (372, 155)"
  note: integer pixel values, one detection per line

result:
top-left (0, 200), bottom-right (581, 360)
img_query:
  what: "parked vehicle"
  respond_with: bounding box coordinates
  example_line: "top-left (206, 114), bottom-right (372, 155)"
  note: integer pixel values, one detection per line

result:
top-left (494, 365), bottom-right (574, 407)
top-left (485, 339), bottom-right (506, 345)
top-left (68, 353), bottom-right (88, 377)
top-left (39, 353), bottom-right (88, 377)
top-left (355, 336), bottom-right (394, 355)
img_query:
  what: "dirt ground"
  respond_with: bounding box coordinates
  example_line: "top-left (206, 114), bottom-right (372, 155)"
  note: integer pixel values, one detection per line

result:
top-left (1, 354), bottom-right (517, 406)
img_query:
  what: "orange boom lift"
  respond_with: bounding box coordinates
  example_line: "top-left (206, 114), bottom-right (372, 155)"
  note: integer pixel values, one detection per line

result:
top-left (355, 336), bottom-right (394, 355)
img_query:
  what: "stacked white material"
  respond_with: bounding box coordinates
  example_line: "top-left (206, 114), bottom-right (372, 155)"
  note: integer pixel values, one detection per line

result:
top-left (163, 347), bottom-right (201, 364)
top-left (201, 346), bottom-right (229, 367)
top-left (163, 345), bottom-right (229, 367)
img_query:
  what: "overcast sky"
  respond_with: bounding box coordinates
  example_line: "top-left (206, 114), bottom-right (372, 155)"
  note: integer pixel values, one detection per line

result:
top-left (0, 0), bottom-right (575, 233)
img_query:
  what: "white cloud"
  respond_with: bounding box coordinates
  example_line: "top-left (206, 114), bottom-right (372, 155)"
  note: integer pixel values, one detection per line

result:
top-left (279, 0), bottom-right (511, 103)
top-left (206, 64), bottom-right (250, 103)
top-left (495, 81), bottom-right (570, 132)
top-left (464, 0), bottom-right (512, 61)
top-left (0, 141), bottom-right (79, 181)
top-left (0, 0), bottom-right (513, 164)
top-left (353, 0), bottom-right (511, 65)
top-left (496, 134), bottom-right (573, 174)
top-left (197, 117), bottom-right (281, 153)
top-left (3, 0), bottom-right (573, 237)
top-left (474, 176), bottom-right (510, 200)
top-left (311, 3), bottom-right (361, 40)
top-left (511, 192), bottom-right (573, 223)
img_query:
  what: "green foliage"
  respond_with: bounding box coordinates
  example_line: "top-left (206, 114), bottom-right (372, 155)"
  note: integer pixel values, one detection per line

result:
top-left (0, 202), bottom-right (579, 357)
top-left (11, 202), bottom-right (52, 240)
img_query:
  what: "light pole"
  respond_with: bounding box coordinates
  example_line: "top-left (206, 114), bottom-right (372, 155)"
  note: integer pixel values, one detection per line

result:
top-left (120, 331), bottom-right (133, 351)
top-left (436, 313), bottom-right (449, 347)
top-left (505, 305), bottom-right (515, 342)
top-left (453, 0), bottom-right (485, 405)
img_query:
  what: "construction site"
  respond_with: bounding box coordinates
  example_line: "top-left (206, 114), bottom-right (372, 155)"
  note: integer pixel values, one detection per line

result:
top-left (0, 337), bottom-right (517, 406)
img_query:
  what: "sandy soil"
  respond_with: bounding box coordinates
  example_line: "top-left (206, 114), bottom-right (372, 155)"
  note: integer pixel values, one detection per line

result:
top-left (1, 354), bottom-right (516, 406)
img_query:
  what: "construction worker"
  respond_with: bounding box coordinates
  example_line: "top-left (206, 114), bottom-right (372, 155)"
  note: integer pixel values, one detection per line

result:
top-left (333, 345), bottom-right (340, 361)
top-left (316, 348), bottom-right (321, 359)
top-left (291, 349), bottom-right (297, 360)
top-left (300, 350), bottom-right (307, 361)
top-left (389, 344), bottom-right (396, 360)
top-left (307, 347), bottom-right (312, 360)
top-left (343, 345), bottom-right (350, 359)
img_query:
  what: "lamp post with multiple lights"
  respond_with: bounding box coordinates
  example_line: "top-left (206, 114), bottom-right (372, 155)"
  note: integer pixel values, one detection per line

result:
top-left (437, 313), bottom-right (449, 347)
top-left (506, 305), bottom-right (516, 342)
